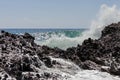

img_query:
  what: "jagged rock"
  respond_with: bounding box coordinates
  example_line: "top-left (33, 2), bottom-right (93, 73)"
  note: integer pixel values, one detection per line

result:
top-left (101, 22), bottom-right (120, 37)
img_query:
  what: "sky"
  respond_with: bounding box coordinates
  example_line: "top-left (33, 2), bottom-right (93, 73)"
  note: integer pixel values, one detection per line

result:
top-left (0, 0), bottom-right (120, 28)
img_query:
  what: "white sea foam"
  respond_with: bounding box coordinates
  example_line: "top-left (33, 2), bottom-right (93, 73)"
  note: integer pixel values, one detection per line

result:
top-left (69, 70), bottom-right (120, 80)
top-left (27, 56), bottom-right (120, 80)
top-left (49, 57), bottom-right (120, 80)
top-left (35, 34), bottom-right (82, 49)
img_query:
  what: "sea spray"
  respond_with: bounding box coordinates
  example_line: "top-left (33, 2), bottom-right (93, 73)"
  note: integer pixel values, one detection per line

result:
top-left (81, 4), bottom-right (120, 40)
top-left (34, 4), bottom-right (120, 49)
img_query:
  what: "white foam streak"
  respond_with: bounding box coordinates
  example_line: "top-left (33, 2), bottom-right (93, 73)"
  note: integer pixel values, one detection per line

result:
top-left (27, 56), bottom-right (120, 80)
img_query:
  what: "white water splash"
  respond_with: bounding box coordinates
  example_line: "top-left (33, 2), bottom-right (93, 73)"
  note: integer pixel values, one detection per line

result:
top-left (35, 4), bottom-right (120, 50)
top-left (35, 34), bottom-right (83, 50)
top-left (81, 4), bottom-right (120, 40)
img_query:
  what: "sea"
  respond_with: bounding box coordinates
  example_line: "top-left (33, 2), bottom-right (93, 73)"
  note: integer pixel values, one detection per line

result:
top-left (1, 28), bottom-right (120, 80)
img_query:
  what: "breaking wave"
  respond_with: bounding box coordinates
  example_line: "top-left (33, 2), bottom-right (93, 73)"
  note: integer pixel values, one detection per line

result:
top-left (33, 29), bottom-right (85, 49)
top-left (34, 4), bottom-right (120, 50)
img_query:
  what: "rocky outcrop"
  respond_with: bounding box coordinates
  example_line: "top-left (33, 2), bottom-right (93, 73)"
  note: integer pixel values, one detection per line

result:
top-left (1, 22), bottom-right (120, 79)
top-left (76, 22), bottom-right (120, 75)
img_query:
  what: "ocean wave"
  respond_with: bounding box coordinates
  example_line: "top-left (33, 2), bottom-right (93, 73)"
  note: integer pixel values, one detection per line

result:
top-left (33, 30), bottom-right (85, 50)
top-left (34, 4), bottom-right (120, 50)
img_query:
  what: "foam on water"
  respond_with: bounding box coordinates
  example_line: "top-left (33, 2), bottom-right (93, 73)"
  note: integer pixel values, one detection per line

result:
top-left (49, 57), bottom-right (120, 80)
top-left (50, 57), bottom-right (120, 80)
top-left (69, 70), bottom-right (120, 80)
top-left (27, 56), bottom-right (120, 80)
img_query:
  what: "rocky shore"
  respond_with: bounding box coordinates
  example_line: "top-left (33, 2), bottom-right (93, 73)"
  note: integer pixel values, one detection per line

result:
top-left (0, 22), bottom-right (120, 80)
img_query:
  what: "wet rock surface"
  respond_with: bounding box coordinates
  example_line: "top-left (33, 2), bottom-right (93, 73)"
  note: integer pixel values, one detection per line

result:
top-left (0, 22), bottom-right (120, 79)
